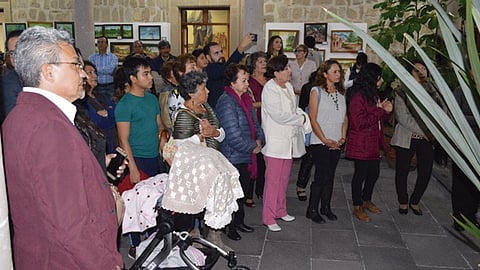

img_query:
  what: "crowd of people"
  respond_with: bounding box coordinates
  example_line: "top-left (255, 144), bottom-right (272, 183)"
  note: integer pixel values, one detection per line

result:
top-left (0, 26), bottom-right (478, 269)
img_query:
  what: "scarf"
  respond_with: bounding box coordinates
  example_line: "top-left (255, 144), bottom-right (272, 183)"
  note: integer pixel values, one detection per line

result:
top-left (224, 86), bottom-right (258, 178)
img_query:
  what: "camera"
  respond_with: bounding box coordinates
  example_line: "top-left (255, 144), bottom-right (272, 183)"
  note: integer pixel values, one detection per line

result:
top-left (251, 33), bottom-right (258, 42)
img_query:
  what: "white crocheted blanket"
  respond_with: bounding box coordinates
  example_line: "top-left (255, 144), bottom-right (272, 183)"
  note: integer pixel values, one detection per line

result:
top-left (161, 141), bottom-right (244, 229)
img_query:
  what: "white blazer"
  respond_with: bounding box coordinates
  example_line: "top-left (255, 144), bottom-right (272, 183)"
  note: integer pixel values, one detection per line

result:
top-left (261, 79), bottom-right (305, 159)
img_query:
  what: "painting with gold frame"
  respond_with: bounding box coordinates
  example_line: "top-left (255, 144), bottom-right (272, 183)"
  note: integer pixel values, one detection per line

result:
top-left (330, 30), bottom-right (363, 53)
top-left (110, 42), bottom-right (131, 62)
top-left (331, 58), bottom-right (356, 74)
top-left (267, 29), bottom-right (300, 53)
top-left (27, 21), bottom-right (53, 29)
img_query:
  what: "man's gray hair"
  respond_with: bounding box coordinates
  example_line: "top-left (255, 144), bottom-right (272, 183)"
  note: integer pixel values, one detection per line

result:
top-left (14, 26), bottom-right (73, 87)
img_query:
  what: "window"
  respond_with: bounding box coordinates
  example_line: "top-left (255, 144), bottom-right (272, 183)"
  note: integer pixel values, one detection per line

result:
top-left (180, 8), bottom-right (230, 56)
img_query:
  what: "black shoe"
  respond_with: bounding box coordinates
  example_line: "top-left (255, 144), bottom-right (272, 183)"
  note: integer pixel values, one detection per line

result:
top-left (235, 223), bottom-right (254, 233)
top-left (398, 207), bottom-right (408, 215)
top-left (409, 204), bottom-right (423, 216)
top-left (306, 210), bottom-right (326, 224)
top-left (227, 228), bottom-right (241, 240)
top-left (320, 208), bottom-right (338, 221)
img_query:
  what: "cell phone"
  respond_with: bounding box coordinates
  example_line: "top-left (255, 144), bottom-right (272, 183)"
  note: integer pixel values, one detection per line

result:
top-left (251, 33), bottom-right (258, 42)
top-left (106, 147), bottom-right (127, 183)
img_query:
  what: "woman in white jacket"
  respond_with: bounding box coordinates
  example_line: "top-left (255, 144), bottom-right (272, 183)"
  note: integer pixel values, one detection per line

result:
top-left (261, 56), bottom-right (307, 232)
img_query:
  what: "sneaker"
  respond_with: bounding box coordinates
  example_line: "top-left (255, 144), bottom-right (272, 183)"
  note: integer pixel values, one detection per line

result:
top-left (266, 223), bottom-right (282, 232)
top-left (128, 246), bottom-right (136, 260)
top-left (280, 214), bottom-right (295, 222)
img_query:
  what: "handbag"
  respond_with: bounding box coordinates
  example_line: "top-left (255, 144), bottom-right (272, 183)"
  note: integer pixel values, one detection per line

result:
top-left (304, 86), bottom-right (322, 146)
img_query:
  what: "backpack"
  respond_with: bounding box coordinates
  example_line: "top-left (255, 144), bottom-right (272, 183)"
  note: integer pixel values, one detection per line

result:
top-left (304, 86), bottom-right (321, 146)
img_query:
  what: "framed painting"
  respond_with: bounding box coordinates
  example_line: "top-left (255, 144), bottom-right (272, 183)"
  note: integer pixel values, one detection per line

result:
top-left (94, 25), bottom-right (104, 38)
top-left (318, 49), bottom-right (326, 62)
top-left (54, 21), bottom-right (75, 39)
top-left (27, 21), bottom-right (53, 28)
top-left (5, 23), bottom-right (26, 37)
top-left (332, 58), bottom-right (356, 73)
top-left (144, 43), bottom-right (159, 58)
top-left (268, 29), bottom-right (300, 52)
top-left (138, 25), bottom-right (161, 41)
top-left (104, 24), bottom-right (122, 38)
top-left (330, 30), bottom-right (363, 53)
top-left (110, 42), bottom-right (131, 62)
top-left (304, 23), bottom-right (328, 44)
top-left (122, 24), bottom-right (133, 39)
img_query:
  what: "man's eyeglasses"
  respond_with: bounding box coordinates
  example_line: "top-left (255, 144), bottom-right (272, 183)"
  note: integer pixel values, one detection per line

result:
top-left (294, 50), bottom-right (305, 53)
top-left (48, 60), bottom-right (84, 70)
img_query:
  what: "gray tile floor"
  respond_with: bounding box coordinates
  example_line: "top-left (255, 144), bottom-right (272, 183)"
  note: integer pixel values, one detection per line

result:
top-left (120, 158), bottom-right (480, 270)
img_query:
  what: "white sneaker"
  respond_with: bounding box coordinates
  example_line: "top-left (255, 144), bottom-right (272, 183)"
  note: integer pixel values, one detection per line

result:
top-left (281, 214), bottom-right (295, 222)
top-left (266, 223), bottom-right (282, 232)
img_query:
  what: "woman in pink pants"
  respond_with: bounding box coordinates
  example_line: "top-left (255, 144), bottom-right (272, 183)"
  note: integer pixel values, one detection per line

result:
top-left (261, 56), bottom-right (308, 232)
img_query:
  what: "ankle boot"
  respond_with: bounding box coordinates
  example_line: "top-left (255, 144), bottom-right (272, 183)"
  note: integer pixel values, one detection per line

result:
top-left (207, 229), bottom-right (232, 252)
top-left (353, 206), bottom-right (370, 222)
top-left (320, 206), bottom-right (338, 221)
top-left (363, 201), bottom-right (382, 214)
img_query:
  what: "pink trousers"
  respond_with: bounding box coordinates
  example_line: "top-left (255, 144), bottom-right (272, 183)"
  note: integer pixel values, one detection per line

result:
top-left (262, 156), bottom-right (293, 225)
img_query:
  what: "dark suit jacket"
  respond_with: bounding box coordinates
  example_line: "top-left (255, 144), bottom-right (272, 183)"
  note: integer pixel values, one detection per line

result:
top-left (1, 69), bottom-right (22, 123)
top-left (205, 49), bottom-right (243, 108)
top-left (2, 92), bottom-right (122, 269)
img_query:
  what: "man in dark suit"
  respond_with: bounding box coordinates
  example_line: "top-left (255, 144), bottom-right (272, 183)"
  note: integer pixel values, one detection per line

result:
top-left (2, 26), bottom-right (123, 270)
top-left (1, 29), bottom-right (23, 124)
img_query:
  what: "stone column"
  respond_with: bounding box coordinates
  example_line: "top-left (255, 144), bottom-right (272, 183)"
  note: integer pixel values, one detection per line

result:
top-left (74, 0), bottom-right (95, 58)
top-left (0, 134), bottom-right (13, 270)
top-left (243, 0), bottom-right (264, 53)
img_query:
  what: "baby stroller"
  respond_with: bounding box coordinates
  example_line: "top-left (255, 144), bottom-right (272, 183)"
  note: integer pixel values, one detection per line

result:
top-left (128, 141), bottom-right (249, 270)
top-left (129, 208), bottom-right (250, 270)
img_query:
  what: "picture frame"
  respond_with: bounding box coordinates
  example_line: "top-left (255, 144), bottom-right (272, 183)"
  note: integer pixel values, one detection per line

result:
top-left (332, 58), bottom-right (356, 73)
top-left (304, 23), bottom-right (328, 44)
top-left (138, 25), bottom-right (161, 41)
top-left (144, 43), bottom-right (159, 58)
top-left (27, 21), bottom-right (53, 28)
top-left (54, 21), bottom-right (75, 39)
top-left (5, 23), bottom-right (26, 37)
top-left (122, 24), bottom-right (133, 39)
top-left (110, 42), bottom-right (131, 62)
top-left (94, 25), bottom-right (104, 38)
top-left (318, 49), bottom-right (326, 63)
top-left (330, 30), bottom-right (363, 53)
top-left (268, 29), bottom-right (300, 53)
top-left (104, 24), bottom-right (122, 39)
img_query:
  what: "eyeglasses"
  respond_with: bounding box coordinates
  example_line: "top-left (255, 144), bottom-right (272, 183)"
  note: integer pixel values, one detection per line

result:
top-left (48, 60), bottom-right (84, 70)
top-left (213, 50), bottom-right (223, 55)
top-left (294, 50), bottom-right (305, 53)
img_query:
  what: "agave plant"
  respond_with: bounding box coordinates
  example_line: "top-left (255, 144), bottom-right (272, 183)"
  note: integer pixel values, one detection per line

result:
top-left (323, 0), bottom-right (480, 190)
top-left (323, 0), bottom-right (480, 235)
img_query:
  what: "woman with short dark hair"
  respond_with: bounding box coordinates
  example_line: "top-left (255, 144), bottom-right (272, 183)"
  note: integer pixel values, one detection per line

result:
top-left (261, 56), bottom-right (307, 232)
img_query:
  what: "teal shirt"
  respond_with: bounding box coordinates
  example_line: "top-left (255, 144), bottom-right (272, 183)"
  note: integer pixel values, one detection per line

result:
top-left (115, 92), bottom-right (160, 158)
